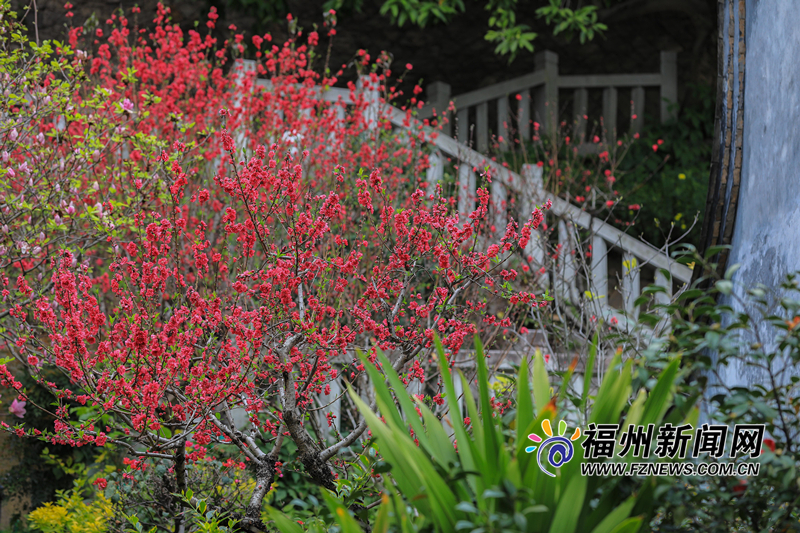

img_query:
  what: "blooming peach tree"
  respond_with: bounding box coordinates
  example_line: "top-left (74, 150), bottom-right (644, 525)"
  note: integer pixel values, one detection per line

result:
top-left (0, 1), bottom-right (550, 528)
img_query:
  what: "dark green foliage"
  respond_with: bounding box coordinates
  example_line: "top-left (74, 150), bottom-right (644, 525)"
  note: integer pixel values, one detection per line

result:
top-left (613, 83), bottom-right (715, 249)
top-left (1, 369), bottom-right (101, 524)
top-left (647, 252), bottom-right (800, 531)
top-left (268, 335), bottom-right (692, 532)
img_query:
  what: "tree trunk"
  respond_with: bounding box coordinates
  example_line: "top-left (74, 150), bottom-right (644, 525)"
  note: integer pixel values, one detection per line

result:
top-left (694, 0), bottom-right (745, 283)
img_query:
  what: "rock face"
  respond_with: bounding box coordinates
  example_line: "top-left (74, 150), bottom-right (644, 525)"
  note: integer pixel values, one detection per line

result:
top-left (711, 0), bottom-right (800, 388)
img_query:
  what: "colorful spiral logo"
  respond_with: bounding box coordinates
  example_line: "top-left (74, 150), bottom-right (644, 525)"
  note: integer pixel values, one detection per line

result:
top-left (525, 419), bottom-right (582, 477)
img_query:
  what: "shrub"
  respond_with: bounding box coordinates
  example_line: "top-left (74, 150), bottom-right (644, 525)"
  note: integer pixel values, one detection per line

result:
top-left (268, 334), bottom-right (697, 532)
top-left (497, 83), bottom-right (713, 250)
top-left (612, 83), bottom-right (714, 249)
top-left (646, 252), bottom-right (800, 532)
top-left (0, 2), bottom-right (552, 530)
top-left (26, 452), bottom-right (114, 533)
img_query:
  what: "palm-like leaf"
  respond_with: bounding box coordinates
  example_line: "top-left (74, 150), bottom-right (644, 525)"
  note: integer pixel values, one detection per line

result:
top-left (269, 335), bottom-right (691, 533)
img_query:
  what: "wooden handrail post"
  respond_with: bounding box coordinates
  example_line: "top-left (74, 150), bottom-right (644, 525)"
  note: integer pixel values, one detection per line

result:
top-left (573, 88), bottom-right (588, 143)
top-left (521, 164), bottom-right (548, 288)
top-left (476, 101), bottom-right (489, 153)
top-left (534, 50), bottom-right (559, 136)
top-left (518, 88), bottom-right (531, 143)
top-left (654, 268), bottom-right (673, 333)
top-left (357, 75), bottom-right (379, 130)
top-left (456, 107), bottom-right (469, 145)
top-left (330, 101), bottom-right (347, 146)
top-left (660, 51), bottom-right (678, 123)
top-left (232, 59), bottom-right (258, 152)
top-left (458, 163), bottom-right (477, 218)
top-left (492, 177), bottom-right (507, 237)
top-left (427, 150), bottom-right (444, 200)
top-left (602, 86), bottom-right (618, 142)
top-left (497, 96), bottom-right (509, 150)
top-left (591, 234), bottom-right (608, 309)
top-left (558, 220), bottom-right (579, 305)
top-left (654, 269), bottom-right (672, 306)
top-left (426, 81), bottom-right (452, 136)
top-left (521, 163), bottom-right (544, 202)
top-left (630, 86), bottom-right (645, 135)
top-left (232, 59), bottom-right (257, 95)
top-left (622, 252), bottom-right (641, 319)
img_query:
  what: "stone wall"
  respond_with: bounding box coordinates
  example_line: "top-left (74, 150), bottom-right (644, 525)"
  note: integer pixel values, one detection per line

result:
top-left (713, 0), bottom-right (800, 388)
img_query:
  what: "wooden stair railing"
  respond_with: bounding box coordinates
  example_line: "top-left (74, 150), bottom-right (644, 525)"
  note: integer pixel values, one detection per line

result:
top-left (236, 59), bottom-right (692, 330)
top-left (419, 50), bottom-right (678, 148)
top-left (229, 60), bottom-right (692, 437)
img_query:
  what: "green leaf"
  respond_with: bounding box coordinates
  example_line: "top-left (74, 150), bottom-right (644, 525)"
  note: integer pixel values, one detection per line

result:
top-left (459, 370), bottom-right (489, 488)
top-left (266, 507), bottom-right (306, 533)
top-left (474, 336), bottom-right (501, 479)
top-left (548, 474), bottom-right (587, 533)
top-left (320, 490), bottom-right (366, 533)
top-left (724, 263), bottom-right (741, 280)
top-left (532, 348), bottom-right (551, 415)
top-left (366, 350), bottom-right (433, 459)
top-left (435, 337), bottom-right (477, 480)
top-left (417, 398), bottom-right (458, 468)
top-left (607, 517), bottom-right (643, 533)
top-left (716, 280), bottom-right (733, 295)
top-left (455, 501), bottom-right (478, 513)
top-left (345, 384), bottom-right (425, 514)
top-left (356, 350), bottom-right (407, 436)
top-left (642, 285), bottom-right (667, 294)
top-left (677, 289), bottom-right (704, 302)
top-left (372, 494), bottom-right (391, 533)
top-left (348, 381), bottom-right (459, 531)
top-left (582, 330), bottom-right (598, 412)
top-left (516, 354), bottom-right (534, 453)
top-left (588, 496), bottom-right (636, 533)
top-left (620, 389), bottom-right (647, 435)
top-left (590, 355), bottom-right (632, 425)
top-left (522, 504), bottom-right (548, 513)
top-left (639, 357), bottom-right (681, 427)
top-left (704, 244), bottom-right (731, 260)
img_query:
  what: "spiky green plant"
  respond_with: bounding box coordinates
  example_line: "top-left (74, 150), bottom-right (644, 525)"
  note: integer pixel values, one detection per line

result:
top-left (269, 333), bottom-right (694, 533)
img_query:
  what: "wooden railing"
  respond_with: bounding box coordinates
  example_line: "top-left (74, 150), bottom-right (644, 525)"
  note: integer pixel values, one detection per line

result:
top-left (238, 60), bottom-right (692, 432)
top-left (418, 50), bottom-right (678, 151)
top-left (241, 59), bottom-right (691, 325)
top-left (406, 111), bottom-right (692, 327)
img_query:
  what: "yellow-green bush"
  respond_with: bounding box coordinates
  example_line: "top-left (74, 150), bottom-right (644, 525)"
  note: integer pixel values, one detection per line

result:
top-left (27, 450), bottom-right (115, 533)
top-left (28, 491), bottom-right (112, 533)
